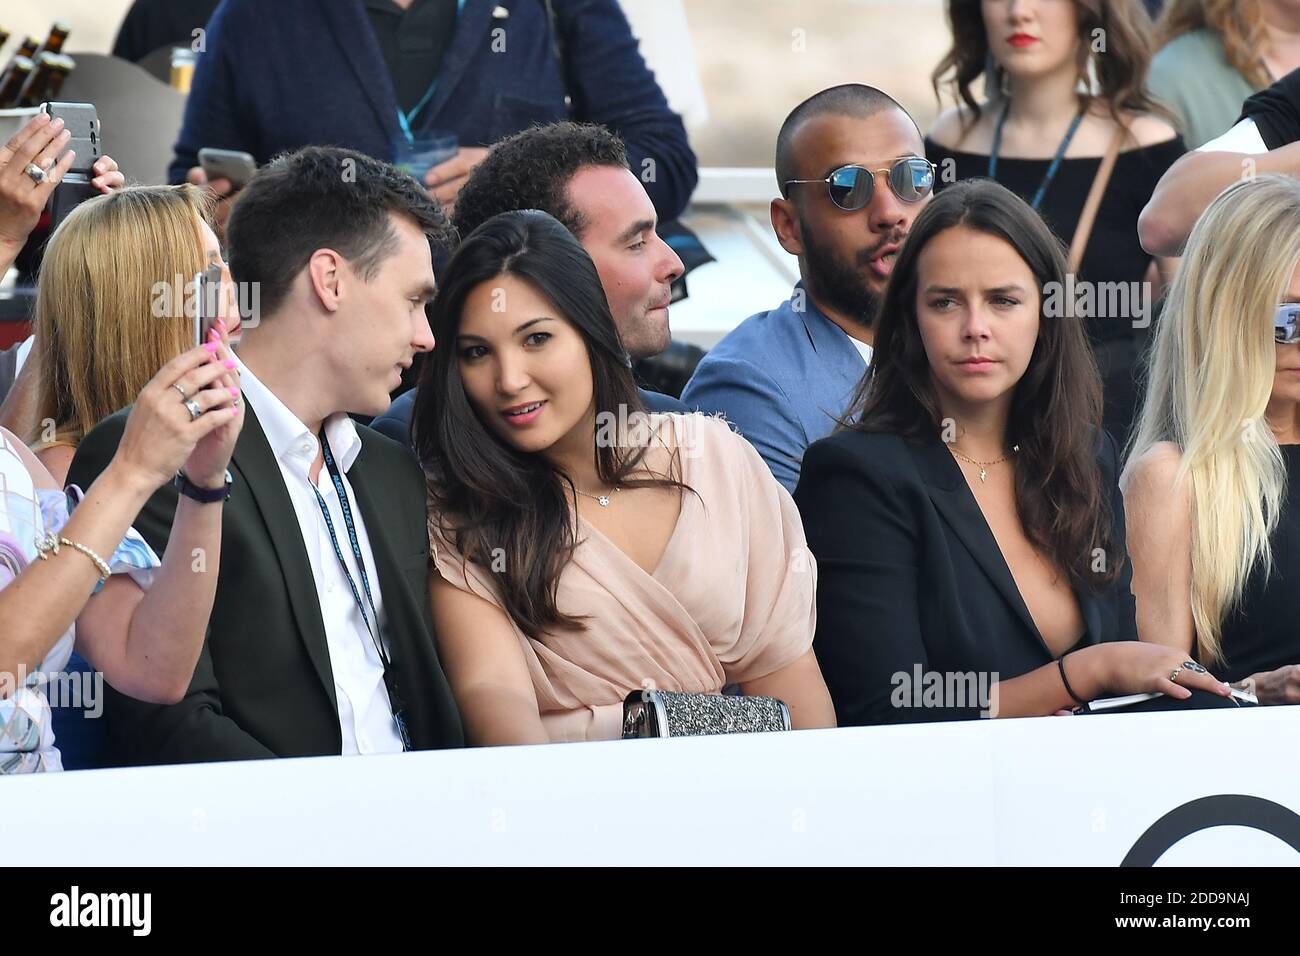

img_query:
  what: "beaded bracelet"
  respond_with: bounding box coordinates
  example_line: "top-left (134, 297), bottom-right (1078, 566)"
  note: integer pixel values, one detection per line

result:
top-left (34, 532), bottom-right (111, 586)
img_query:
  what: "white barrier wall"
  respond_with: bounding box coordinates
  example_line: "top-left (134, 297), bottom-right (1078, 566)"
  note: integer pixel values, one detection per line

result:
top-left (4, 707), bottom-right (1298, 865)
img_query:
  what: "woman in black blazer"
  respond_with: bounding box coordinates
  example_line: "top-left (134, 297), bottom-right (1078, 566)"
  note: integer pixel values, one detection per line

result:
top-left (795, 180), bottom-right (1233, 726)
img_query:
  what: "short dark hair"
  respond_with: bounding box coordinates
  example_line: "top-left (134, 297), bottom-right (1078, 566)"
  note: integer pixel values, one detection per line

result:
top-left (775, 84), bottom-right (918, 195)
top-left (452, 122), bottom-right (630, 239)
top-left (227, 146), bottom-right (454, 318)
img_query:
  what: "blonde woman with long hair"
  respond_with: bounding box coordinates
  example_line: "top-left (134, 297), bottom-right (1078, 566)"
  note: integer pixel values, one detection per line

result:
top-left (1150, 0), bottom-right (1300, 149)
top-left (1124, 173), bottom-right (1300, 705)
top-left (30, 184), bottom-right (241, 485)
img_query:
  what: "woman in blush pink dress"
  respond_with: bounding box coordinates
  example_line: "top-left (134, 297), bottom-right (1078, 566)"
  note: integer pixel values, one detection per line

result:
top-left (414, 210), bottom-right (835, 744)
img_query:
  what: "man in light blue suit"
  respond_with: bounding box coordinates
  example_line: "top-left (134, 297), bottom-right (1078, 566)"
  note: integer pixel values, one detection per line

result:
top-left (683, 85), bottom-right (934, 492)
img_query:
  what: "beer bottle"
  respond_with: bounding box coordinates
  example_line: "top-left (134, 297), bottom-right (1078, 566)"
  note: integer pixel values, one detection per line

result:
top-left (0, 36), bottom-right (38, 81)
top-left (17, 51), bottom-right (58, 107)
top-left (45, 54), bottom-right (74, 101)
top-left (34, 22), bottom-right (70, 58)
top-left (0, 55), bottom-right (34, 109)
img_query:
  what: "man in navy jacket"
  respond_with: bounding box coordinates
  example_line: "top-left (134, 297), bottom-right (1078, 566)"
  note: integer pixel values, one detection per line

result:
top-left (169, 0), bottom-right (697, 221)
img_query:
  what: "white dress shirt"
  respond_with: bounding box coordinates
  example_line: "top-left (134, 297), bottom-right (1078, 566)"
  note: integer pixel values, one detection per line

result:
top-left (848, 336), bottom-right (874, 367)
top-left (237, 361), bottom-right (403, 755)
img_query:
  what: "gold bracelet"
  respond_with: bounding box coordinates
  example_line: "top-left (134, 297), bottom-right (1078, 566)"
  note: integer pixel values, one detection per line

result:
top-left (34, 532), bottom-right (111, 583)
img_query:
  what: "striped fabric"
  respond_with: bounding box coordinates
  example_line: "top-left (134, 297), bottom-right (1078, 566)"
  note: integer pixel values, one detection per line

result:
top-left (1, 436), bottom-right (160, 773)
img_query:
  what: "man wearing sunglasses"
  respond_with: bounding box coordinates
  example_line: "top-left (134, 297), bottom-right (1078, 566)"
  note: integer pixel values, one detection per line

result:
top-left (683, 84), bottom-right (934, 492)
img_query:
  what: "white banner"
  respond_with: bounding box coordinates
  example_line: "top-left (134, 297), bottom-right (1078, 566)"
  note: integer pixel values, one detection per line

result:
top-left (4, 707), bottom-right (1298, 865)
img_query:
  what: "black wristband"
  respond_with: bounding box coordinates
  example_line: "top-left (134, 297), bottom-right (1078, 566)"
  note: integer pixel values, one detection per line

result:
top-left (1058, 654), bottom-right (1088, 707)
top-left (174, 468), bottom-right (232, 504)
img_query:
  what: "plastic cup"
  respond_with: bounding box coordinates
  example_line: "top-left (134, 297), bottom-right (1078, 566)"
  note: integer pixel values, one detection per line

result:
top-left (394, 131), bottom-right (459, 181)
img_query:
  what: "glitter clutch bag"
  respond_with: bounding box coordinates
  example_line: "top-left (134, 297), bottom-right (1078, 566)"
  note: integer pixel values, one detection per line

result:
top-left (621, 689), bottom-right (792, 738)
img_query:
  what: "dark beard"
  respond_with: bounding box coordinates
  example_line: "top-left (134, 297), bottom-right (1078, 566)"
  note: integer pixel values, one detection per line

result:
top-left (800, 223), bottom-right (884, 327)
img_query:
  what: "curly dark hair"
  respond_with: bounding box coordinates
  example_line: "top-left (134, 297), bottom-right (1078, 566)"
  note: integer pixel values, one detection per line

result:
top-left (451, 122), bottom-right (630, 239)
top-left (227, 145), bottom-right (455, 319)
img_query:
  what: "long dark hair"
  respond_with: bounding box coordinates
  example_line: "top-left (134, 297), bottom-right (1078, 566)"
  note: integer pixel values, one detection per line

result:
top-left (933, 0), bottom-right (1173, 131)
top-left (845, 179), bottom-right (1120, 589)
top-left (414, 210), bottom-right (689, 638)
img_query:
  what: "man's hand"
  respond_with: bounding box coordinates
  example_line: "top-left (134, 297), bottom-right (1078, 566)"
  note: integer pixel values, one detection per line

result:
top-left (424, 146), bottom-right (490, 211)
top-left (186, 165), bottom-right (238, 234)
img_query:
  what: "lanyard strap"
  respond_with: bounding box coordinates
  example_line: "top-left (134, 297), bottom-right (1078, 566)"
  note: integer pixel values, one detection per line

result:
top-left (313, 431), bottom-right (381, 650)
top-left (395, 0), bottom-right (468, 144)
top-left (987, 101), bottom-right (1085, 211)
top-left (311, 429), bottom-right (411, 751)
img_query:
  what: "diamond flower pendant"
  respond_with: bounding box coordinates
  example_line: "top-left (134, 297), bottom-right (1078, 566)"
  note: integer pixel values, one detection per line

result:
top-left (597, 495), bottom-right (610, 507)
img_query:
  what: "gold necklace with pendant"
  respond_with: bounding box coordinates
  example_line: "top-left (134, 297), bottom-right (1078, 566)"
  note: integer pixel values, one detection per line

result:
top-left (950, 444), bottom-right (1020, 483)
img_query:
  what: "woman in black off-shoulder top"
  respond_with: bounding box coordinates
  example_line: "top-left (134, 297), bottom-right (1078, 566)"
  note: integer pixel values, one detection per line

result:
top-left (927, 0), bottom-right (1184, 442)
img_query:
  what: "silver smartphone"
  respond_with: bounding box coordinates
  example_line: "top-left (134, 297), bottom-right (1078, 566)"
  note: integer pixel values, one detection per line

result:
top-left (197, 147), bottom-right (257, 190)
top-left (193, 263), bottom-right (223, 348)
top-left (39, 102), bottom-right (101, 228)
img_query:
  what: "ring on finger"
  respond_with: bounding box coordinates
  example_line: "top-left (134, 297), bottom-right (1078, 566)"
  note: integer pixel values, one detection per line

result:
top-left (171, 383), bottom-right (189, 400)
top-left (24, 162), bottom-right (46, 184)
top-left (184, 398), bottom-right (203, 422)
top-left (1169, 666), bottom-right (1183, 684)
top-left (1182, 660), bottom-right (1208, 674)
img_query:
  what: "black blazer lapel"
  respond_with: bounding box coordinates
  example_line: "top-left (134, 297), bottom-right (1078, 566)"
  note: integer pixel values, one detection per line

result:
top-left (317, 0), bottom-right (402, 141)
top-left (909, 438), bottom-right (1048, 650)
top-left (1073, 586), bottom-right (1105, 648)
top-left (345, 439), bottom-right (420, 655)
top-left (345, 436), bottom-right (462, 748)
top-left (230, 402), bottom-right (337, 709)
top-left (423, 0), bottom-right (500, 126)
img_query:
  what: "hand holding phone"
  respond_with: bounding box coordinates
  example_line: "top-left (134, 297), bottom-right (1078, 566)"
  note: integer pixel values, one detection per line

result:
top-left (0, 111), bottom-right (74, 247)
top-left (197, 148), bottom-right (257, 192)
top-left (38, 103), bottom-right (101, 232)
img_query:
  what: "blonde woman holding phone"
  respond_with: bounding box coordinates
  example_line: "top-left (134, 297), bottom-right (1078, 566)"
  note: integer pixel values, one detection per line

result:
top-left (30, 184), bottom-right (240, 486)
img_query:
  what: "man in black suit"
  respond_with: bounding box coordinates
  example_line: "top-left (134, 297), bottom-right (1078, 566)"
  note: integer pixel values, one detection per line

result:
top-left (68, 146), bottom-right (464, 764)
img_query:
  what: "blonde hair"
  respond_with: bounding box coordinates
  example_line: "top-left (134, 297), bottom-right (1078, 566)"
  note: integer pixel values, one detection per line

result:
top-left (1157, 0), bottom-right (1270, 89)
top-left (31, 185), bottom-right (209, 449)
top-left (1123, 174), bottom-right (1300, 666)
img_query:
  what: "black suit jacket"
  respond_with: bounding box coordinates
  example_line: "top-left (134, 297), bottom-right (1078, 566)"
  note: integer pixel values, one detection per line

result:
top-left (794, 428), bottom-right (1137, 727)
top-left (67, 403), bottom-right (464, 765)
